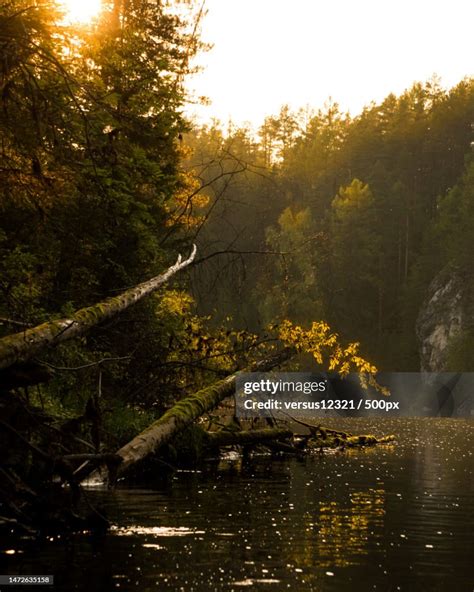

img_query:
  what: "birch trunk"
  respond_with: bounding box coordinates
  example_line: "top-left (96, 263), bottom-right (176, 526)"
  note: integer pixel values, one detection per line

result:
top-left (0, 246), bottom-right (196, 372)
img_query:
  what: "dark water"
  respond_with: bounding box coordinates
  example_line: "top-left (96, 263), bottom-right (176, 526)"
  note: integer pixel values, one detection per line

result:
top-left (2, 419), bottom-right (473, 591)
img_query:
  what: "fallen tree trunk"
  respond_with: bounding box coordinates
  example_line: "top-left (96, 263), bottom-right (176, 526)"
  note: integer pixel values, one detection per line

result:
top-left (0, 245), bottom-right (197, 372)
top-left (205, 427), bottom-right (293, 448)
top-left (84, 347), bottom-right (294, 483)
top-left (265, 440), bottom-right (304, 454)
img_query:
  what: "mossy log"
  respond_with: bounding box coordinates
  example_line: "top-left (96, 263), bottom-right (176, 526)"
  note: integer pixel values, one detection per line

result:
top-left (285, 415), bottom-right (395, 448)
top-left (345, 434), bottom-right (395, 446)
top-left (205, 427), bottom-right (293, 448)
top-left (85, 347), bottom-right (294, 483)
top-left (306, 432), bottom-right (396, 449)
top-left (0, 245), bottom-right (197, 372)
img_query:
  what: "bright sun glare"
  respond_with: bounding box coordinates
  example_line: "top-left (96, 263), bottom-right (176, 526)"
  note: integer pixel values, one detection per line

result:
top-left (60, 0), bottom-right (102, 23)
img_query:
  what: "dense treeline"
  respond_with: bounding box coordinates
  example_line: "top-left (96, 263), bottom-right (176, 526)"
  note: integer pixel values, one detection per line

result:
top-left (0, 0), bottom-right (267, 446)
top-left (189, 79), bottom-right (474, 370)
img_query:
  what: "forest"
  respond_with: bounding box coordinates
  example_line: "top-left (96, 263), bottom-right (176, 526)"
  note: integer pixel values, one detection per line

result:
top-left (0, 1), bottom-right (473, 590)
top-left (188, 82), bottom-right (474, 370)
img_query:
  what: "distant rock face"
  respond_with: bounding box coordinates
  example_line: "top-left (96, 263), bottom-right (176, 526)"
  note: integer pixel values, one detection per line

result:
top-left (416, 267), bottom-right (465, 372)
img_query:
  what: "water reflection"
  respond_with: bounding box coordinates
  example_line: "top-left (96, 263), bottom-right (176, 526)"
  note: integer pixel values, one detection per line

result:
top-left (1, 419), bottom-right (473, 591)
top-left (315, 488), bottom-right (385, 568)
top-left (111, 526), bottom-right (205, 537)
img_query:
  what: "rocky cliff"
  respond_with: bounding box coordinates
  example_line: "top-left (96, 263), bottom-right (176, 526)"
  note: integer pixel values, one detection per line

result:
top-left (416, 266), bottom-right (465, 372)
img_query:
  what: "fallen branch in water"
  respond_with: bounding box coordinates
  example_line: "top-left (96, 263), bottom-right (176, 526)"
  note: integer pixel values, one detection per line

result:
top-left (280, 413), bottom-right (395, 448)
top-left (280, 412), bottom-right (354, 439)
top-left (82, 347), bottom-right (295, 484)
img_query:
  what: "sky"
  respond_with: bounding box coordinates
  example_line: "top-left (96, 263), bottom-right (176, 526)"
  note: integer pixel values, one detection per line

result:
top-left (186, 0), bottom-right (474, 128)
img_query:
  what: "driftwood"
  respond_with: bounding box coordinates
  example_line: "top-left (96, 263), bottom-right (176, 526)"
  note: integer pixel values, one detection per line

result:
top-left (205, 425), bottom-right (395, 453)
top-left (283, 413), bottom-right (353, 439)
top-left (84, 347), bottom-right (294, 483)
top-left (283, 414), bottom-right (396, 448)
top-left (0, 245), bottom-right (197, 372)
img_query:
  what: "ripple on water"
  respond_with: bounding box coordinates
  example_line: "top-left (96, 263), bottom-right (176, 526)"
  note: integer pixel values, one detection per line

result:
top-left (3, 419), bottom-right (473, 592)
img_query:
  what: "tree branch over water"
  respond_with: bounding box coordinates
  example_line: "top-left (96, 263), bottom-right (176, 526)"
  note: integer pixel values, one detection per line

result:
top-left (0, 246), bottom-right (197, 372)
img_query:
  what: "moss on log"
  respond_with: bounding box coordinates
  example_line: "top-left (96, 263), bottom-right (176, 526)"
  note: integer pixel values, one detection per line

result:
top-left (306, 432), bottom-right (396, 449)
top-left (0, 246), bottom-right (197, 372)
top-left (85, 347), bottom-right (294, 482)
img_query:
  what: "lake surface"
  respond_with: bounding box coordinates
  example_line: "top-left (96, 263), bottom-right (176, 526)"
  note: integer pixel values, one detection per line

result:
top-left (2, 418), bottom-right (473, 591)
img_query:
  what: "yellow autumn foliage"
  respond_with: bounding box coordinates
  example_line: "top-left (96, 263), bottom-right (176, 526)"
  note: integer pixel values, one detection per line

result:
top-left (276, 319), bottom-right (388, 394)
top-left (166, 170), bottom-right (209, 229)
